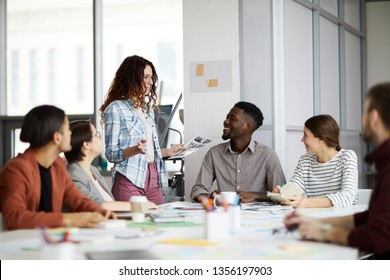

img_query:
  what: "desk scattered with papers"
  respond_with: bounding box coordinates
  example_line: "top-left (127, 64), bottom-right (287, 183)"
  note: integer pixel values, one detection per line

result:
top-left (0, 202), bottom-right (367, 260)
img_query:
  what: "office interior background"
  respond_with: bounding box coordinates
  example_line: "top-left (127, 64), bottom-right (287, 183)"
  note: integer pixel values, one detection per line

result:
top-left (0, 0), bottom-right (389, 201)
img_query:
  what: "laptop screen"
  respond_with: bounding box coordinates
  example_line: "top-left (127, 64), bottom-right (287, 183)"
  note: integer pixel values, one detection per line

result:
top-left (154, 93), bottom-right (182, 148)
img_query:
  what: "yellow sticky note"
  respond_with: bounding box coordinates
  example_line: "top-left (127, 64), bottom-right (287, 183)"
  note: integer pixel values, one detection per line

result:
top-left (159, 238), bottom-right (218, 246)
top-left (278, 242), bottom-right (308, 251)
top-left (207, 79), bottom-right (218, 87)
top-left (196, 64), bottom-right (204, 76)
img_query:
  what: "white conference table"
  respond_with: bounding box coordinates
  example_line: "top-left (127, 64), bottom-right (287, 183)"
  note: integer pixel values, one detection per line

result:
top-left (0, 202), bottom-right (368, 260)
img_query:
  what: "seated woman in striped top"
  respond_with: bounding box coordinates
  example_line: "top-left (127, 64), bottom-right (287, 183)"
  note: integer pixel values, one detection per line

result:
top-left (274, 114), bottom-right (358, 208)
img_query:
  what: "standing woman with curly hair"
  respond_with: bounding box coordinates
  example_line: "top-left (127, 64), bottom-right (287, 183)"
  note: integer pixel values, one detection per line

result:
top-left (100, 55), bottom-right (184, 205)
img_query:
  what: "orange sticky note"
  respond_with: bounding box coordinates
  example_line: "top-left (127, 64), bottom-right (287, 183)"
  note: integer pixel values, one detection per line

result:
top-left (196, 64), bottom-right (204, 76)
top-left (207, 79), bottom-right (218, 87)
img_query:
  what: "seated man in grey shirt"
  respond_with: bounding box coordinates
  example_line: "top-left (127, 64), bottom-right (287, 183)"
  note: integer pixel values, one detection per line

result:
top-left (190, 101), bottom-right (286, 203)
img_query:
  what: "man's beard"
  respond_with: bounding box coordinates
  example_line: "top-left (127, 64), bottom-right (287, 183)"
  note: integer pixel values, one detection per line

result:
top-left (362, 123), bottom-right (377, 145)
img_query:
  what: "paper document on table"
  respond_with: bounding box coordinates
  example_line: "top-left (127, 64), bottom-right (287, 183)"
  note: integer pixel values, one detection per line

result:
top-left (240, 202), bottom-right (277, 210)
top-left (241, 202), bottom-right (293, 213)
top-left (150, 213), bottom-right (187, 223)
top-left (70, 228), bottom-right (149, 243)
top-left (169, 135), bottom-right (213, 160)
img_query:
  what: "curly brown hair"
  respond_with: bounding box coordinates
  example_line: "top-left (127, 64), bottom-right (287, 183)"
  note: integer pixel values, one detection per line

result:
top-left (99, 55), bottom-right (158, 126)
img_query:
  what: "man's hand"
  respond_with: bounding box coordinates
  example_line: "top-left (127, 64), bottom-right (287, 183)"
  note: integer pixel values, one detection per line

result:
top-left (196, 191), bottom-right (219, 203)
top-left (237, 191), bottom-right (267, 203)
top-left (62, 212), bottom-right (108, 228)
top-left (284, 211), bottom-right (320, 239)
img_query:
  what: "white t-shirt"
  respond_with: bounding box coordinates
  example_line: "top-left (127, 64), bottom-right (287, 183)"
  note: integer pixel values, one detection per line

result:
top-left (136, 108), bottom-right (154, 162)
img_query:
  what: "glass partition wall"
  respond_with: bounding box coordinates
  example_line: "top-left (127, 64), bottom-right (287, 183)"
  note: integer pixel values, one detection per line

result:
top-left (0, 0), bottom-right (183, 171)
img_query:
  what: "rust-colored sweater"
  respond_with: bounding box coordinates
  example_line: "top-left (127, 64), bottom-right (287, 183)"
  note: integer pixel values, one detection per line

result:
top-left (0, 148), bottom-right (104, 230)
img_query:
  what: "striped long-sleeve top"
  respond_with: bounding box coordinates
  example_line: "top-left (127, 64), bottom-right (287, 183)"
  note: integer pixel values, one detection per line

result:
top-left (289, 149), bottom-right (358, 207)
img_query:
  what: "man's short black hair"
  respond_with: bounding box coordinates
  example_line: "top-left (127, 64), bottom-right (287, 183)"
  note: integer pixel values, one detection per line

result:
top-left (20, 105), bottom-right (65, 148)
top-left (234, 101), bottom-right (264, 130)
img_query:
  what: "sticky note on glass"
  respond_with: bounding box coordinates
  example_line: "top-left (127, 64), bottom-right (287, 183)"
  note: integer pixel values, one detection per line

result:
top-left (207, 79), bottom-right (218, 88)
top-left (196, 64), bottom-right (204, 76)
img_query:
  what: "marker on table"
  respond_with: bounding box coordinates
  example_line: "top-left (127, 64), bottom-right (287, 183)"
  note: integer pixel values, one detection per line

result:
top-left (40, 226), bottom-right (54, 244)
top-left (62, 229), bottom-right (70, 242)
top-left (233, 193), bottom-right (240, 207)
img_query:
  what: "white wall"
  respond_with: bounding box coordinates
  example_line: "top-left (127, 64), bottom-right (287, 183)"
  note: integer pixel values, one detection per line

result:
top-left (183, 0), bottom-right (240, 200)
top-left (366, 1), bottom-right (390, 88)
top-left (240, 0), bottom-right (273, 129)
top-left (182, 0), bottom-right (369, 200)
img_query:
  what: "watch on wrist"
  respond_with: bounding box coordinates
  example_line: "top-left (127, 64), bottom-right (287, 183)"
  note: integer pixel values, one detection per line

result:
top-left (321, 223), bottom-right (333, 242)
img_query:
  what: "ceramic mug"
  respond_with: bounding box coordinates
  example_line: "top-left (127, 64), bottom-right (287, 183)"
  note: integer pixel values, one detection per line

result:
top-left (213, 191), bottom-right (238, 207)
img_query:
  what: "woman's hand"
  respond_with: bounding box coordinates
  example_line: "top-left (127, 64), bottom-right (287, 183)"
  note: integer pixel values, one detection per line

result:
top-left (123, 139), bottom-right (147, 159)
top-left (137, 139), bottom-right (147, 154)
top-left (272, 185), bottom-right (282, 193)
top-left (281, 196), bottom-right (306, 207)
top-left (162, 144), bottom-right (186, 158)
top-left (147, 201), bottom-right (159, 210)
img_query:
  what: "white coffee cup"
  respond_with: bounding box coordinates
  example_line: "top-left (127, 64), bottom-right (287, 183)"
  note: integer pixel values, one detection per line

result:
top-left (130, 196), bottom-right (148, 223)
top-left (213, 191), bottom-right (238, 207)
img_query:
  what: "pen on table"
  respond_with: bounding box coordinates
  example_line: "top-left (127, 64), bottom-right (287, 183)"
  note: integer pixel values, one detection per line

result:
top-left (40, 226), bottom-right (54, 244)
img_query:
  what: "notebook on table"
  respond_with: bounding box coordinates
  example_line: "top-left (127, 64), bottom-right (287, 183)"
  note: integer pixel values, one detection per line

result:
top-left (266, 182), bottom-right (305, 203)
